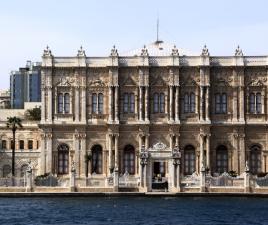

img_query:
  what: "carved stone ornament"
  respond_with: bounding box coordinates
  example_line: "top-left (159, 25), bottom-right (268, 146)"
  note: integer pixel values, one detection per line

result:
top-left (43, 45), bottom-right (53, 57)
top-left (247, 79), bottom-right (264, 86)
top-left (26, 160), bottom-right (33, 173)
top-left (172, 145), bottom-right (181, 165)
top-left (171, 45), bottom-right (179, 56)
top-left (56, 77), bottom-right (75, 87)
top-left (140, 145), bottom-right (149, 166)
top-left (141, 45), bottom-right (149, 57)
top-left (201, 45), bottom-right (209, 56)
top-left (110, 45), bottom-right (119, 57)
top-left (149, 142), bottom-right (167, 151)
top-left (77, 46), bottom-right (86, 57)
top-left (235, 45), bottom-right (243, 56)
top-left (89, 79), bottom-right (106, 87)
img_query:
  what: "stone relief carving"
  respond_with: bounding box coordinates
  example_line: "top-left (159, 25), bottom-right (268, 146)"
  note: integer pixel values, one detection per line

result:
top-left (149, 142), bottom-right (167, 151)
top-left (88, 79), bottom-right (106, 87)
top-left (55, 76), bottom-right (75, 87)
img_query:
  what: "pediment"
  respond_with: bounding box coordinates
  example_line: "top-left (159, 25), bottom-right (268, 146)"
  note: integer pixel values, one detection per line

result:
top-left (148, 142), bottom-right (170, 151)
top-left (152, 75), bottom-right (166, 86)
top-left (122, 75), bottom-right (136, 86)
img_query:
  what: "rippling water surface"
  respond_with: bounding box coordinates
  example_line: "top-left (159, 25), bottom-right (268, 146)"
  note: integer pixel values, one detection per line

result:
top-left (0, 197), bottom-right (267, 225)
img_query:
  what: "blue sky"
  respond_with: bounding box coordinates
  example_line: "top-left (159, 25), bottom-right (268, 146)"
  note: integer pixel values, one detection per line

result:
top-left (1, 0), bottom-right (268, 89)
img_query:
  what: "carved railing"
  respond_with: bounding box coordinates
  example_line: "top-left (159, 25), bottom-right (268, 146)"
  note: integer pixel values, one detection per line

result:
top-left (119, 173), bottom-right (139, 188)
top-left (0, 177), bottom-right (26, 187)
top-left (206, 172), bottom-right (244, 187)
top-left (181, 172), bottom-right (200, 187)
top-left (253, 175), bottom-right (268, 187)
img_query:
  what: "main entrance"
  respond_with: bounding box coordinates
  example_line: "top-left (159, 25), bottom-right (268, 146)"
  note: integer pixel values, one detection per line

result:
top-left (152, 161), bottom-right (168, 190)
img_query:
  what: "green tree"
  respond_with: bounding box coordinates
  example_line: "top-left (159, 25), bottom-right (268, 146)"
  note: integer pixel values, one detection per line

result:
top-left (6, 117), bottom-right (23, 177)
top-left (25, 107), bottom-right (41, 121)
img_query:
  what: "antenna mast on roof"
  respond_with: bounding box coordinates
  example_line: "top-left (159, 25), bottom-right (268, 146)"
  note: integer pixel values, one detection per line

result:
top-left (155, 14), bottom-right (163, 45)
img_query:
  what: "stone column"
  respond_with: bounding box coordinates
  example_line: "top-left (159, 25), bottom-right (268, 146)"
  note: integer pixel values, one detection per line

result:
top-left (175, 86), bottom-right (180, 122)
top-left (169, 134), bottom-right (174, 151)
top-left (46, 133), bottom-right (52, 174)
top-left (109, 86), bottom-right (114, 122)
top-left (135, 88), bottom-right (139, 120)
top-left (199, 134), bottom-right (205, 172)
top-left (81, 87), bottom-right (86, 123)
top-left (206, 134), bottom-right (211, 171)
top-left (74, 134), bottom-right (80, 177)
top-left (47, 86), bottom-right (52, 122)
top-left (200, 86), bottom-right (204, 121)
top-left (205, 87), bottom-right (210, 121)
top-left (239, 134), bottom-right (246, 175)
top-left (145, 86), bottom-right (149, 122)
top-left (108, 134), bottom-right (113, 174)
top-left (145, 135), bottom-right (149, 150)
top-left (80, 134), bottom-right (86, 177)
top-left (41, 87), bottom-right (46, 122)
top-left (115, 86), bottom-right (119, 122)
top-left (169, 86), bottom-right (174, 122)
top-left (139, 86), bottom-right (143, 121)
top-left (75, 87), bottom-right (80, 122)
top-left (114, 134), bottom-right (119, 170)
top-left (40, 134), bottom-right (46, 175)
top-left (239, 86), bottom-right (245, 122)
top-left (233, 87), bottom-right (238, 122)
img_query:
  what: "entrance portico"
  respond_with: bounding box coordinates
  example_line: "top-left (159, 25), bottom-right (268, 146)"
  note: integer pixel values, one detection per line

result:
top-left (139, 142), bottom-right (181, 192)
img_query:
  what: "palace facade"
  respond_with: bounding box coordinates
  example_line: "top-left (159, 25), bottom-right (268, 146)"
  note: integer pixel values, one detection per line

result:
top-left (1, 42), bottom-right (268, 191)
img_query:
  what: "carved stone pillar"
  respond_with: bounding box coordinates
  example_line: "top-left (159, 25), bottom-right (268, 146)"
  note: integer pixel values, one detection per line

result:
top-left (233, 87), bottom-right (238, 122)
top-left (108, 134), bottom-right (113, 174)
top-left (169, 86), bottom-right (174, 122)
top-left (81, 87), bottom-right (86, 122)
top-left (200, 86), bottom-right (204, 121)
top-left (175, 86), bottom-right (180, 122)
top-left (206, 134), bottom-right (211, 170)
top-left (114, 134), bottom-right (119, 170)
top-left (115, 86), bottom-right (119, 122)
top-left (199, 134), bottom-right (205, 172)
top-left (47, 86), bottom-right (52, 122)
top-left (205, 87), bottom-right (210, 121)
top-left (139, 86), bottom-right (143, 121)
top-left (75, 87), bottom-right (80, 122)
top-left (80, 134), bottom-right (86, 177)
top-left (40, 134), bottom-right (46, 175)
top-left (46, 133), bottom-right (52, 174)
top-left (233, 133), bottom-right (239, 173)
top-left (145, 86), bottom-right (149, 122)
top-left (169, 134), bottom-right (174, 150)
top-left (135, 88), bottom-right (139, 120)
top-left (239, 86), bottom-right (245, 122)
top-left (145, 135), bottom-right (149, 150)
top-left (74, 133), bottom-right (80, 177)
top-left (108, 86), bottom-right (113, 122)
top-left (41, 87), bottom-right (46, 122)
top-left (239, 134), bottom-right (246, 175)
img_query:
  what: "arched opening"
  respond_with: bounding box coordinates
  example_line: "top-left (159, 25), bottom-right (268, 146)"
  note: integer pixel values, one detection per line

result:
top-left (123, 145), bottom-right (135, 175)
top-left (216, 145), bottom-right (228, 173)
top-left (91, 145), bottom-right (102, 174)
top-left (58, 144), bottom-right (69, 175)
top-left (21, 164), bottom-right (28, 177)
top-left (184, 145), bottom-right (196, 175)
top-left (250, 145), bottom-right (261, 175)
top-left (3, 165), bottom-right (11, 177)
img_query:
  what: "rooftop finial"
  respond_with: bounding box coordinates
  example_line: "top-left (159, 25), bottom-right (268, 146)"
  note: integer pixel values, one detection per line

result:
top-left (77, 45), bottom-right (86, 57)
top-left (235, 45), bottom-right (243, 56)
top-left (171, 45), bottom-right (179, 56)
top-left (201, 44), bottom-right (209, 56)
top-left (43, 45), bottom-right (52, 57)
top-left (155, 14), bottom-right (163, 45)
top-left (110, 45), bottom-right (119, 57)
top-left (141, 45), bottom-right (149, 56)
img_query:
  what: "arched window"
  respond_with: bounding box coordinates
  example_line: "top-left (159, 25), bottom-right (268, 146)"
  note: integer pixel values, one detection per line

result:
top-left (64, 93), bottom-right (70, 114)
top-left (250, 145), bottom-right (261, 175)
top-left (123, 145), bottom-right (135, 175)
top-left (58, 144), bottom-right (69, 175)
top-left (256, 93), bottom-right (262, 114)
top-left (190, 92), bottom-right (195, 113)
top-left (98, 93), bottom-right (103, 114)
top-left (28, 140), bottom-right (33, 150)
top-left (58, 93), bottom-right (63, 113)
top-left (92, 93), bottom-right (97, 113)
top-left (216, 145), bottom-right (228, 173)
top-left (184, 94), bottom-right (189, 113)
top-left (21, 164), bottom-right (28, 177)
top-left (123, 93), bottom-right (135, 113)
top-left (91, 145), bottom-right (102, 174)
top-left (1, 140), bottom-right (7, 150)
top-left (159, 93), bottom-right (165, 113)
top-left (3, 165), bottom-right (11, 177)
top-left (184, 145), bottom-right (195, 175)
top-left (19, 140), bottom-right (24, 150)
top-left (215, 93), bottom-right (227, 114)
top-left (153, 93), bottom-right (159, 113)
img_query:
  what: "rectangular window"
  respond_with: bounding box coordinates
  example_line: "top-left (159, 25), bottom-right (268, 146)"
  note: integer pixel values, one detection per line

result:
top-left (92, 94), bottom-right (97, 113)
top-left (1, 140), bottom-right (6, 150)
top-left (123, 93), bottom-right (129, 113)
top-left (98, 94), bottom-right (103, 114)
top-left (19, 140), bottom-right (24, 150)
top-left (28, 140), bottom-right (33, 150)
top-left (130, 93), bottom-right (135, 113)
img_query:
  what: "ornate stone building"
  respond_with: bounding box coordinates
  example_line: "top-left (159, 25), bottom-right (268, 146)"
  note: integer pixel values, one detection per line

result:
top-left (2, 42), bottom-right (268, 191)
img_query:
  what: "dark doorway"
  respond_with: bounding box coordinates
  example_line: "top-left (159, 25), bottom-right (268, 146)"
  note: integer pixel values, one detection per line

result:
top-left (152, 161), bottom-right (168, 191)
